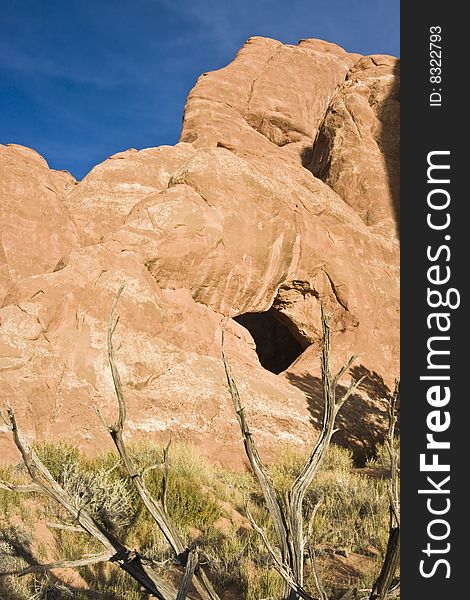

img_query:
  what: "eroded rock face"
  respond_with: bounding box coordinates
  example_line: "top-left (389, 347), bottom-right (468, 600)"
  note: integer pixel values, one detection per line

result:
top-left (0, 37), bottom-right (399, 465)
top-left (308, 55), bottom-right (400, 235)
top-left (0, 145), bottom-right (79, 300)
top-left (65, 144), bottom-right (196, 245)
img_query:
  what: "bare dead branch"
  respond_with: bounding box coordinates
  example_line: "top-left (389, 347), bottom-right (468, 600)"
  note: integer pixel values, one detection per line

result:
top-left (141, 463), bottom-right (161, 479)
top-left (222, 307), bottom-right (362, 599)
top-left (105, 287), bottom-right (220, 600)
top-left (291, 312), bottom-right (343, 494)
top-left (369, 528), bottom-right (400, 600)
top-left (369, 380), bottom-right (400, 600)
top-left (287, 309), bottom-right (362, 586)
top-left (336, 375), bottom-right (367, 414)
top-left (305, 499), bottom-right (323, 547)
top-left (3, 405), bottom-right (179, 600)
top-left (244, 504), bottom-right (315, 600)
top-left (244, 501), bottom-right (282, 568)
top-left (1, 552), bottom-right (112, 577)
top-left (333, 353), bottom-right (362, 389)
top-left (94, 405), bottom-right (110, 431)
top-left (176, 549), bottom-right (198, 600)
top-left (107, 283), bottom-right (126, 431)
top-left (0, 480), bottom-right (41, 494)
top-left (161, 439), bottom-right (171, 513)
top-left (221, 326), bottom-right (291, 570)
top-left (305, 501), bottom-right (328, 600)
top-left (308, 548), bottom-right (328, 600)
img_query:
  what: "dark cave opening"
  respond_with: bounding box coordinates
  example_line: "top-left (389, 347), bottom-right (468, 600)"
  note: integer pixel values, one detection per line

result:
top-left (234, 309), bottom-right (305, 374)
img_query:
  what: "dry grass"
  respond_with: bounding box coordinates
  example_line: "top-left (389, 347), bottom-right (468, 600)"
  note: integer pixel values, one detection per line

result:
top-left (0, 440), bottom-right (396, 599)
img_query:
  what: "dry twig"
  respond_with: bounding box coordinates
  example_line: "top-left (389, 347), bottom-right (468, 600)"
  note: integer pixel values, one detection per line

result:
top-left (222, 307), bottom-right (364, 599)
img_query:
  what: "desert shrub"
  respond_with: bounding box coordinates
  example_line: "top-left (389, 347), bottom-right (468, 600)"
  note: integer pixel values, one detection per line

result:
top-left (34, 441), bottom-right (81, 481)
top-left (127, 441), bottom-right (222, 533)
top-left (128, 440), bottom-right (220, 491)
top-left (366, 435), bottom-right (400, 469)
top-left (0, 465), bottom-right (23, 519)
top-left (310, 470), bottom-right (389, 553)
top-left (0, 527), bottom-right (53, 600)
top-left (61, 462), bottom-right (135, 530)
top-left (270, 443), bottom-right (389, 554)
top-left (0, 529), bottom-right (29, 574)
top-left (205, 526), bottom-right (249, 591)
top-left (34, 441), bottom-right (136, 531)
top-left (246, 566), bottom-right (284, 600)
top-left (270, 443), bottom-right (353, 494)
top-left (76, 561), bottom-right (146, 600)
top-left (0, 440), bottom-right (394, 599)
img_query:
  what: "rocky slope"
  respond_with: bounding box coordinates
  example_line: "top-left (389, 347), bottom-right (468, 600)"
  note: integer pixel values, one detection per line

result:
top-left (0, 37), bottom-right (399, 465)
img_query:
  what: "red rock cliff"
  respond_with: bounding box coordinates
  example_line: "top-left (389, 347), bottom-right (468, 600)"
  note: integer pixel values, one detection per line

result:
top-left (0, 37), bottom-right (399, 465)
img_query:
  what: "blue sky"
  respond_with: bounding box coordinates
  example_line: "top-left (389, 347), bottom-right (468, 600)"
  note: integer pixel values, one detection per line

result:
top-left (1, 1), bottom-right (399, 179)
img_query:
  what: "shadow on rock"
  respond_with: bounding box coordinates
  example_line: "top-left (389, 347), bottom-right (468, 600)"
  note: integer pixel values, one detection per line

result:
top-left (286, 368), bottom-right (390, 465)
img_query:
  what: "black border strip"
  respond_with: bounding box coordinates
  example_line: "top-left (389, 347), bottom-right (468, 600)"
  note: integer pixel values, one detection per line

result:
top-left (401, 3), bottom-right (466, 597)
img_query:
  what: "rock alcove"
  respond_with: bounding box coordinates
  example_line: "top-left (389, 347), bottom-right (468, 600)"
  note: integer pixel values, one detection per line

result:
top-left (234, 309), bottom-right (305, 374)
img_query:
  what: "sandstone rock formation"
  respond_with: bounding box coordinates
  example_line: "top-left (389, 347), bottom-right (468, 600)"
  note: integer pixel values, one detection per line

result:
top-left (0, 37), bottom-right (399, 465)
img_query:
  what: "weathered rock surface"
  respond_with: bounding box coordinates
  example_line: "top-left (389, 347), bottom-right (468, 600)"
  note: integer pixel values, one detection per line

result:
top-left (66, 144), bottom-right (196, 245)
top-left (0, 37), bottom-right (399, 465)
top-left (0, 144), bottom-right (79, 300)
top-left (308, 54), bottom-right (400, 235)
